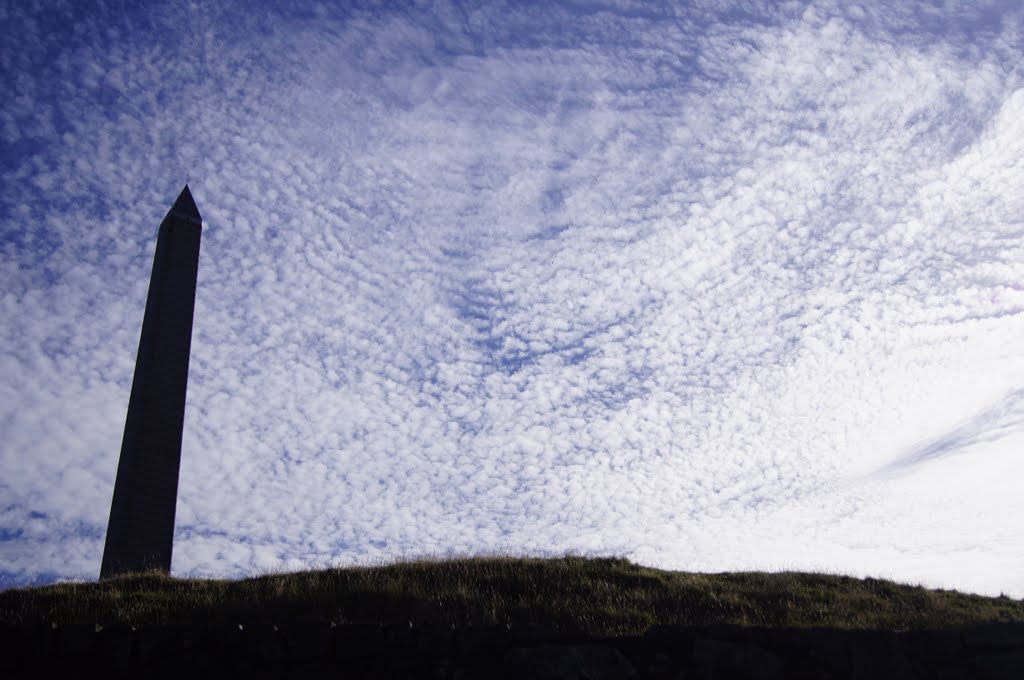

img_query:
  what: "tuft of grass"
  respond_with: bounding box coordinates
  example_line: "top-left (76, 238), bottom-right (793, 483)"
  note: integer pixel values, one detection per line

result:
top-left (1, 556), bottom-right (1021, 636)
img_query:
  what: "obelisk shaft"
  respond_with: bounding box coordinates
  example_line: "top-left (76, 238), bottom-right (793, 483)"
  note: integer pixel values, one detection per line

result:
top-left (100, 186), bottom-right (202, 579)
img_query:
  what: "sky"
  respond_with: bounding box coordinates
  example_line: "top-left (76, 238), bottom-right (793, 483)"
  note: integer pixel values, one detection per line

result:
top-left (1, 0), bottom-right (1022, 597)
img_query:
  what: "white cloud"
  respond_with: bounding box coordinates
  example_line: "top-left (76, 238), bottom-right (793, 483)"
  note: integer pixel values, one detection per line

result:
top-left (0, 0), bottom-right (1022, 597)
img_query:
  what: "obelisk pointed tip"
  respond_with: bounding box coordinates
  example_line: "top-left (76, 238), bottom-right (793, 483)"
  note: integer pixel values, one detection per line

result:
top-left (168, 184), bottom-right (202, 225)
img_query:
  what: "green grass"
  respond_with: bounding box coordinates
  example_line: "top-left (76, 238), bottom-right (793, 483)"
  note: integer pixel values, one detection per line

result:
top-left (1, 556), bottom-right (1021, 636)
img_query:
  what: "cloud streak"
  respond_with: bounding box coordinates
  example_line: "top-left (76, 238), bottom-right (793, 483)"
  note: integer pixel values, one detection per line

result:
top-left (1, 0), bottom-right (1022, 596)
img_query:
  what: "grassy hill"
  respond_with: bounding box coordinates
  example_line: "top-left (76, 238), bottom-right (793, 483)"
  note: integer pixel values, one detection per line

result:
top-left (2, 556), bottom-right (1021, 636)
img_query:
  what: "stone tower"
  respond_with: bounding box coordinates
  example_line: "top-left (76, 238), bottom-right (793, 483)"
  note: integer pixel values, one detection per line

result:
top-left (100, 185), bottom-right (203, 579)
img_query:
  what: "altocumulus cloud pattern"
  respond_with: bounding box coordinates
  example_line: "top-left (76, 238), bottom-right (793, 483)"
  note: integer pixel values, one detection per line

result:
top-left (1, 0), bottom-right (1022, 596)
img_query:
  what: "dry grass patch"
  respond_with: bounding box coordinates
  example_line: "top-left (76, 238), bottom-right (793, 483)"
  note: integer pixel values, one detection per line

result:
top-left (2, 556), bottom-right (1021, 636)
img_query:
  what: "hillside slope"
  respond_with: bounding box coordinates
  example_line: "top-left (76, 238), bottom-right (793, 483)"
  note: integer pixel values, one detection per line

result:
top-left (2, 556), bottom-right (1021, 636)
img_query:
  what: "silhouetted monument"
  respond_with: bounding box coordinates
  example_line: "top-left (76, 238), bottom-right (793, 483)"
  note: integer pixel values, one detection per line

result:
top-left (100, 185), bottom-right (203, 578)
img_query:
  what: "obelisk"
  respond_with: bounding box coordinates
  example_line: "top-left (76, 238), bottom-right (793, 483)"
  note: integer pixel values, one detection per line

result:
top-left (100, 185), bottom-right (203, 578)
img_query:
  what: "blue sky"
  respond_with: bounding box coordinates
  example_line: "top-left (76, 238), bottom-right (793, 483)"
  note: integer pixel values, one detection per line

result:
top-left (1, 0), bottom-right (1023, 596)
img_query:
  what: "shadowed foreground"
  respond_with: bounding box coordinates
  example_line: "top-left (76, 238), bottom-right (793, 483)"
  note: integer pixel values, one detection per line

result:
top-left (2, 556), bottom-right (1021, 635)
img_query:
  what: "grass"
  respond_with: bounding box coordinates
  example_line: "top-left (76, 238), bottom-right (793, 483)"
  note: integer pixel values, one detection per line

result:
top-left (1, 555), bottom-right (1022, 636)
